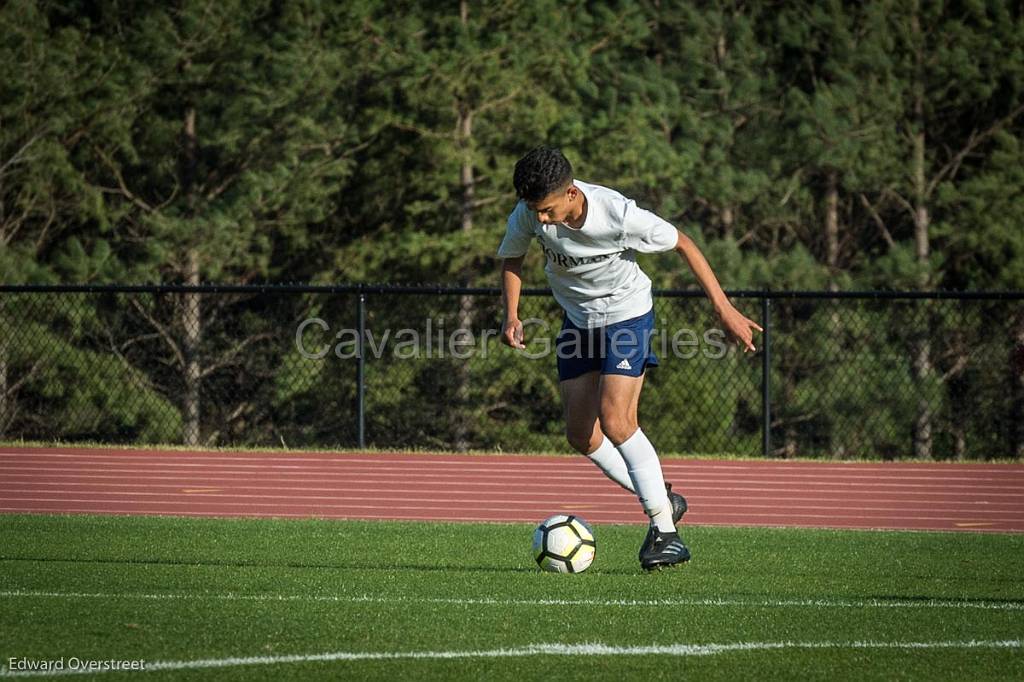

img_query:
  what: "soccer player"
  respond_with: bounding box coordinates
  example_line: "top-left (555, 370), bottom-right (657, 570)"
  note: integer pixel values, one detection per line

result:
top-left (498, 146), bottom-right (761, 571)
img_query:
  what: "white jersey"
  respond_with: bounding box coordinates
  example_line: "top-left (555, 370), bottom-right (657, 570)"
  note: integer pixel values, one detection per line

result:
top-left (496, 180), bottom-right (678, 328)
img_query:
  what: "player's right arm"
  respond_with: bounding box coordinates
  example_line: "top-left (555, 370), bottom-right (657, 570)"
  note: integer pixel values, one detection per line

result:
top-left (501, 256), bottom-right (526, 349)
top-left (497, 201), bottom-right (533, 350)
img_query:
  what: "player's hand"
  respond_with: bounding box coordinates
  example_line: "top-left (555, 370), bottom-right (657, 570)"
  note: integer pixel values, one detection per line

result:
top-left (717, 304), bottom-right (763, 353)
top-left (502, 318), bottom-right (526, 349)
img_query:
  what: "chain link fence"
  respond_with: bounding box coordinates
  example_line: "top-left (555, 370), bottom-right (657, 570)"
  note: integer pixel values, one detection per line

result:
top-left (0, 285), bottom-right (1021, 460)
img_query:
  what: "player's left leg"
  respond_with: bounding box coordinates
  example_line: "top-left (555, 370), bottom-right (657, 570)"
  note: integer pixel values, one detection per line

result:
top-left (599, 309), bottom-right (690, 570)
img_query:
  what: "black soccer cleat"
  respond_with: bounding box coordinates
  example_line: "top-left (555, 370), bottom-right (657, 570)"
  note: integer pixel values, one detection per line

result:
top-left (667, 482), bottom-right (688, 524)
top-left (639, 529), bottom-right (691, 571)
top-left (638, 483), bottom-right (688, 561)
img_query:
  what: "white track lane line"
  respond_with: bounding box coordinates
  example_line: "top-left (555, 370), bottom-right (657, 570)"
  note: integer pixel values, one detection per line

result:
top-left (3, 454), bottom-right (1022, 481)
top-left (4, 476), bottom-right (1022, 503)
top-left (2, 491), bottom-right (1022, 521)
top-left (4, 481), bottom-right (1024, 510)
top-left (6, 467), bottom-right (1024, 491)
top-left (3, 466), bottom-right (1022, 494)
top-left (2, 484), bottom-right (1021, 508)
top-left (3, 458), bottom-right (1022, 484)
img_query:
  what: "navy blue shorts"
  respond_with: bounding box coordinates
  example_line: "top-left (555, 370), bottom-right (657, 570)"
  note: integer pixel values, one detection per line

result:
top-left (556, 308), bottom-right (659, 381)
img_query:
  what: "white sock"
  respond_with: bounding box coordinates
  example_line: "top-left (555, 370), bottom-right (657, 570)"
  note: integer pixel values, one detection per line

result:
top-left (585, 437), bottom-right (635, 493)
top-left (616, 428), bottom-right (675, 533)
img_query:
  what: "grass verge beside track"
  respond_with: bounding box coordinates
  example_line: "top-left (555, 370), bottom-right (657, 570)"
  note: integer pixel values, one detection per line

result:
top-left (1, 514), bottom-right (1021, 680)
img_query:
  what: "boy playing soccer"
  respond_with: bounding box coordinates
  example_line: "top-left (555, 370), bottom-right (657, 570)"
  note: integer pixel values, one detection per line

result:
top-left (498, 147), bottom-right (761, 571)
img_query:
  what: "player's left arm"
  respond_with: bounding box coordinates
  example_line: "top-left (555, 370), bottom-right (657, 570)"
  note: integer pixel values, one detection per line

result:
top-left (674, 230), bottom-right (763, 353)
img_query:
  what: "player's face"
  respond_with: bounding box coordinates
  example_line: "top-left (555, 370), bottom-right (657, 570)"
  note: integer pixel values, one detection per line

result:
top-left (528, 185), bottom-right (576, 225)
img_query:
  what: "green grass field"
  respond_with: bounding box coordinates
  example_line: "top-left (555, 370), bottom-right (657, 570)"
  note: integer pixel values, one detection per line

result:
top-left (1, 514), bottom-right (1021, 680)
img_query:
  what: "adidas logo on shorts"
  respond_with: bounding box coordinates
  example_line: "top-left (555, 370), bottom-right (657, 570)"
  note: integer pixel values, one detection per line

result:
top-left (616, 359), bottom-right (632, 370)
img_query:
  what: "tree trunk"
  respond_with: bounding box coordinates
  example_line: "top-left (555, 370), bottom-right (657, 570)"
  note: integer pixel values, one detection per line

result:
top-left (181, 100), bottom-right (202, 447)
top-left (911, 335), bottom-right (934, 459)
top-left (720, 205), bottom-right (734, 240)
top-left (459, 109), bottom-right (474, 235)
top-left (782, 423), bottom-right (797, 459)
top-left (1012, 311), bottom-right (1024, 460)
top-left (911, 140), bottom-right (934, 458)
top-left (0, 331), bottom-right (8, 436)
top-left (453, 2), bottom-right (473, 452)
top-left (910, 10), bottom-right (933, 459)
top-left (825, 171), bottom-right (839, 292)
top-left (454, 296), bottom-right (473, 452)
top-left (953, 426), bottom-right (966, 461)
top-left (824, 171), bottom-right (845, 458)
top-left (183, 248), bottom-right (202, 447)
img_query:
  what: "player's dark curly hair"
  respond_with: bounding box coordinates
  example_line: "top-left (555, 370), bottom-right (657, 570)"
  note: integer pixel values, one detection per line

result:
top-left (513, 146), bottom-right (573, 202)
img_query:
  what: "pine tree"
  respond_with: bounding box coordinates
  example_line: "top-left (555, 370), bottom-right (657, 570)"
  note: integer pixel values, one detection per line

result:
top-left (879, 0), bottom-right (1024, 458)
top-left (3, 1), bottom-right (385, 445)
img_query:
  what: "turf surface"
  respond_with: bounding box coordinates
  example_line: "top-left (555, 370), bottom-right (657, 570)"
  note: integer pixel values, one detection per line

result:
top-left (0, 514), bottom-right (1021, 680)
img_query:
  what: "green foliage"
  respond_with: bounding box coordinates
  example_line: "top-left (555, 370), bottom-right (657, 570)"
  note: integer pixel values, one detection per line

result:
top-left (1, 1), bottom-right (1022, 456)
top-left (0, 313), bottom-right (181, 443)
top-left (3, 0), bottom-right (1021, 287)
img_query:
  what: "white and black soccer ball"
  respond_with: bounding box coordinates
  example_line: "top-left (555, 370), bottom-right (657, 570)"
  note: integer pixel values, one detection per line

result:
top-left (531, 514), bottom-right (596, 573)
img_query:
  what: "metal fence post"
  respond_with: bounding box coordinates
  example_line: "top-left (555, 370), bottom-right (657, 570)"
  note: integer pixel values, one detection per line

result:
top-left (357, 292), bottom-right (366, 449)
top-left (761, 295), bottom-right (771, 457)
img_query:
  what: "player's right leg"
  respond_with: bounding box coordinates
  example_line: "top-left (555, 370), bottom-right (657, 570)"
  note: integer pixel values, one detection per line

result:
top-left (561, 370), bottom-right (635, 491)
top-left (557, 317), bottom-right (636, 491)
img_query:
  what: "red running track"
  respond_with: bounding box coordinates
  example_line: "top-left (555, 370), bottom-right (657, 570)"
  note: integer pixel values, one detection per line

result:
top-left (1, 446), bottom-right (1023, 533)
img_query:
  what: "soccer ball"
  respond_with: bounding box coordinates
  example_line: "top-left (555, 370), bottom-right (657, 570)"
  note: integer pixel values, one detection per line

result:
top-left (531, 514), bottom-right (596, 573)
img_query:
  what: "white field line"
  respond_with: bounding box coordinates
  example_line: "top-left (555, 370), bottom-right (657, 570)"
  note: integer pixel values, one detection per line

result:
top-left (0, 640), bottom-right (1020, 677)
top-left (1, 589), bottom-right (1021, 612)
